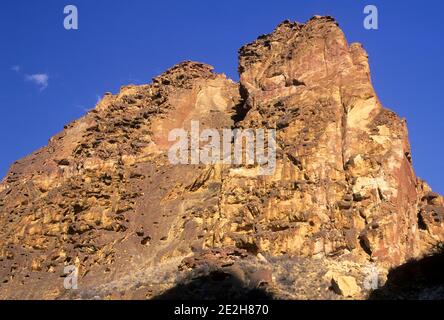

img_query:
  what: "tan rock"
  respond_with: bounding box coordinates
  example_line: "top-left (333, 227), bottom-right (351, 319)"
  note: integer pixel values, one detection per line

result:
top-left (0, 16), bottom-right (442, 300)
top-left (331, 275), bottom-right (361, 297)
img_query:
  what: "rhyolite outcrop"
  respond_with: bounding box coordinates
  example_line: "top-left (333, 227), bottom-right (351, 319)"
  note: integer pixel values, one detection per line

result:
top-left (1, 16), bottom-right (443, 300)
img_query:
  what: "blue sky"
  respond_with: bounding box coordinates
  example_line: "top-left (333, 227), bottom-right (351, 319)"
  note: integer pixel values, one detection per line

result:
top-left (1, 0), bottom-right (443, 193)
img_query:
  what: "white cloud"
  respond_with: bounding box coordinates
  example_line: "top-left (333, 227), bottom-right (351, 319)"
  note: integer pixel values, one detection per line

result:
top-left (11, 65), bottom-right (20, 73)
top-left (26, 73), bottom-right (49, 90)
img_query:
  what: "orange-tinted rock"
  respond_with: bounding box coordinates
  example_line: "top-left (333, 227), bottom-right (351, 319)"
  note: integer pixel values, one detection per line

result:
top-left (0, 17), bottom-right (443, 299)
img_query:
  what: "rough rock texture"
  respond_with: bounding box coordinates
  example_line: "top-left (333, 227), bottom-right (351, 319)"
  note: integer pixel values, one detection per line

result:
top-left (0, 16), bottom-right (443, 300)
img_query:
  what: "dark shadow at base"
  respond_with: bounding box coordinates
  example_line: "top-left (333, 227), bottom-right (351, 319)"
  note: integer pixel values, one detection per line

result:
top-left (153, 270), bottom-right (274, 300)
top-left (370, 245), bottom-right (444, 300)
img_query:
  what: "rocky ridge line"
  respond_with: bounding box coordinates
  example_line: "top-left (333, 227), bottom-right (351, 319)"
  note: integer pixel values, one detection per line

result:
top-left (0, 16), bottom-right (443, 299)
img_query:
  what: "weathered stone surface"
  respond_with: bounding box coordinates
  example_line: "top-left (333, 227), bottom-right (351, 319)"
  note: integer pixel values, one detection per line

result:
top-left (0, 62), bottom-right (240, 299)
top-left (219, 16), bottom-right (422, 267)
top-left (0, 16), bottom-right (443, 300)
top-left (331, 274), bottom-right (361, 297)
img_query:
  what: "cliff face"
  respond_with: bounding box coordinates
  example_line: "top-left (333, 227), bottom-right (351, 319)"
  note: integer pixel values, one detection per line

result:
top-left (0, 16), bottom-right (443, 300)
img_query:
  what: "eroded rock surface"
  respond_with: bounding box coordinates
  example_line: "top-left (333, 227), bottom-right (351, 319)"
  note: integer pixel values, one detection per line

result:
top-left (0, 16), bottom-right (443, 300)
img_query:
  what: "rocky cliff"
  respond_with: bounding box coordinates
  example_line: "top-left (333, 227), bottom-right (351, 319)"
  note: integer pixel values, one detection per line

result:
top-left (1, 16), bottom-right (443, 300)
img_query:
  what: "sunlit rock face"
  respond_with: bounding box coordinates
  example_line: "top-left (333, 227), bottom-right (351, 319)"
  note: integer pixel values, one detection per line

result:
top-left (222, 16), bottom-right (423, 266)
top-left (0, 16), bottom-right (443, 300)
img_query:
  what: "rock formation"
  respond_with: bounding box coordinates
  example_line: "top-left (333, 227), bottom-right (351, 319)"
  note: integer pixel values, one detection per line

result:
top-left (0, 16), bottom-right (443, 300)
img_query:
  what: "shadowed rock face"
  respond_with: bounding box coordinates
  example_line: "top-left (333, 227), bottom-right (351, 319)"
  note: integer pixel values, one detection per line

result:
top-left (0, 16), bottom-right (443, 300)
top-left (370, 245), bottom-right (444, 300)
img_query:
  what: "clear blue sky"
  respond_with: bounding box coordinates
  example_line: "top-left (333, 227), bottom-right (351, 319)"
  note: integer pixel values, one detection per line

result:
top-left (1, 0), bottom-right (443, 193)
